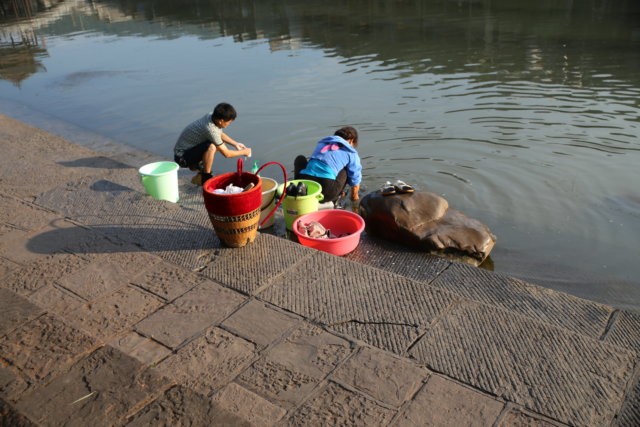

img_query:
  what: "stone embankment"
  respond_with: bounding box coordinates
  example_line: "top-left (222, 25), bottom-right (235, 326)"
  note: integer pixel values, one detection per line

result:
top-left (0, 115), bottom-right (638, 426)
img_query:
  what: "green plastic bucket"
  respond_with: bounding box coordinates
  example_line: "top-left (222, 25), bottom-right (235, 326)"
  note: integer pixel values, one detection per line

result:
top-left (276, 179), bottom-right (324, 231)
top-left (138, 161), bottom-right (179, 203)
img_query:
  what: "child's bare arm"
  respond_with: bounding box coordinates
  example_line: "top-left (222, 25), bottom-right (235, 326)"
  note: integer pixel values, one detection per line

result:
top-left (221, 132), bottom-right (246, 149)
top-left (350, 185), bottom-right (360, 201)
top-left (217, 143), bottom-right (251, 158)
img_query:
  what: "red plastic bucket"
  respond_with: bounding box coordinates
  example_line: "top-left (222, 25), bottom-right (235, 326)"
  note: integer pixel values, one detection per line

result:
top-left (202, 159), bottom-right (286, 247)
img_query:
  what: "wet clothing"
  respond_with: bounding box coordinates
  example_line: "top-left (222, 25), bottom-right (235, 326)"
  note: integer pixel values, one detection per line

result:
top-left (173, 113), bottom-right (223, 168)
top-left (294, 135), bottom-right (362, 203)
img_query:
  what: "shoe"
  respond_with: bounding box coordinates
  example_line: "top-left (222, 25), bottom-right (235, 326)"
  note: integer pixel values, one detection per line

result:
top-left (380, 181), bottom-right (396, 196)
top-left (200, 172), bottom-right (213, 187)
top-left (394, 180), bottom-right (414, 193)
top-left (296, 182), bottom-right (307, 197)
top-left (191, 173), bottom-right (203, 186)
top-left (286, 182), bottom-right (298, 197)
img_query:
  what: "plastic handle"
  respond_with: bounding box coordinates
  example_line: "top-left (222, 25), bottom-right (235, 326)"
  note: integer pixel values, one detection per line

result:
top-left (255, 162), bottom-right (288, 228)
top-left (236, 158), bottom-right (244, 186)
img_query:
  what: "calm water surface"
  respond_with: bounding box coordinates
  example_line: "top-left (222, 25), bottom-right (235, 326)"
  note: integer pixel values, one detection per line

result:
top-left (1, 0), bottom-right (639, 310)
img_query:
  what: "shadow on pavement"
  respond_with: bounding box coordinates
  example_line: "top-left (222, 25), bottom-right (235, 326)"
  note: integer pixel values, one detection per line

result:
top-left (25, 217), bottom-right (222, 256)
top-left (57, 156), bottom-right (132, 169)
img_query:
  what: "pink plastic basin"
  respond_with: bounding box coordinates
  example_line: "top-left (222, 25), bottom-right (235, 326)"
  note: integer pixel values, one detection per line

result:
top-left (292, 209), bottom-right (365, 256)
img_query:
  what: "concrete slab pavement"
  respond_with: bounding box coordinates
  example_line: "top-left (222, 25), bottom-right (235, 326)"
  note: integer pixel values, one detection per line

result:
top-left (1, 114), bottom-right (639, 426)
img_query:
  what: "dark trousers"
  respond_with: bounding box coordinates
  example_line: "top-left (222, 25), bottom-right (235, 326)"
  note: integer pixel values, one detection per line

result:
top-left (294, 155), bottom-right (347, 203)
top-left (175, 141), bottom-right (212, 170)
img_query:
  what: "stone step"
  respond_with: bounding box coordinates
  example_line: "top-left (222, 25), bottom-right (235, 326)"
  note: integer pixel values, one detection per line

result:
top-left (32, 168), bottom-right (638, 349)
top-left (27, 170), bottom-right (639, 426)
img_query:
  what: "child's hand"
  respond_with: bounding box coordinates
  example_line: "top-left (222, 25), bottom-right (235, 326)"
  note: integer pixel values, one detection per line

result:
top-left (244, 148), bottom-right (252, 158)
top-left (350, 185), bottom-right (360, 201)
top-left (236, 143), bottom-right (246, 150)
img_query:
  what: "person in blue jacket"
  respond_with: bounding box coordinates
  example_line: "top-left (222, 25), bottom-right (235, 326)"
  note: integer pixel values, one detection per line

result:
top-left (294, 126), bottom-right (362, 203)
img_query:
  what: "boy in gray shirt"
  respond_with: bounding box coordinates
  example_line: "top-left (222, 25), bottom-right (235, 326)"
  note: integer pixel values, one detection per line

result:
top-left (174, 103), bottom-right (252, 185)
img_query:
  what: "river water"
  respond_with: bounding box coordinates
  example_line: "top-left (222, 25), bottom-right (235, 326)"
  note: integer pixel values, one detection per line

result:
top-left (1, 0), bottom-right (639, 310)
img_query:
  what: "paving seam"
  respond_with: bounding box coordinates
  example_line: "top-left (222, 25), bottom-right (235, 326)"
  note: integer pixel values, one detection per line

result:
top-left (217, 297), bottom-right (305, 351)
top-left (422, 257), bottom-right (454, 286)
top-left (265, 344), bottom-right (362, 421)
top-left (1, 311), bottom-right (201, 425)
top-left (323, 376), bottom-right (401, 411)
top-left (154, 297), bottom-right (256, 355)
top-left (220, 301), bottom-right (382, 422)
top-left (280, 358), bottom-right (401, 424)
top-left (410, 299), bottom-right (636, 426)
top-left (403, 295), bottom-right (466, 357)
top-left (250, 251), bottom-right (317, 297)
top-left (600, 309), bottom-right (621, 341)
top-left (418, 261), bottom-right (612, 340)
top-left (615, 368), bottom-right (640, 427)
top-left (305, 322), bottom-right (444, 417)
top-left (340, 233), bottom-right (615, 342)
top-left (224, 236), bottom-right (616, 353)
top-left (217, 323), bottom-right (351, 424)
top-left (490, 402), bottom-right (567, 427)
top-left (387, 378), bottom-right (431, 427)
top-left (43, 282), bottom-right (88, 308)
top-left (619, 362), bottom-right (640, 409)
top-left (132, 298), bottom-right (249, 357)
top-left (491, 402), bottom-right (514, 427)
top-left (12, 292), bottom-right (292, 415)
top-left (0, 191), bottom-right (60, 215)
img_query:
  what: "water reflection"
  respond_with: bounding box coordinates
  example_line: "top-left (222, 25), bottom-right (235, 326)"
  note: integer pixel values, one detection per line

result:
top-left (0, 0), bottom-right (56, 86)
top-left (3, 0), bottom-right (637, 153)
top-left (3, 1), bottom-right (639, 84)
top-left (0, 33), bottom-right (47, 86)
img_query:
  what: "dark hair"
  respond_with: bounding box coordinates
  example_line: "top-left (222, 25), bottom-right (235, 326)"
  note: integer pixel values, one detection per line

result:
top-left (334, 126), bottom-right (358, 148)
top-left (211, 103), bottom-right (237, 122)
